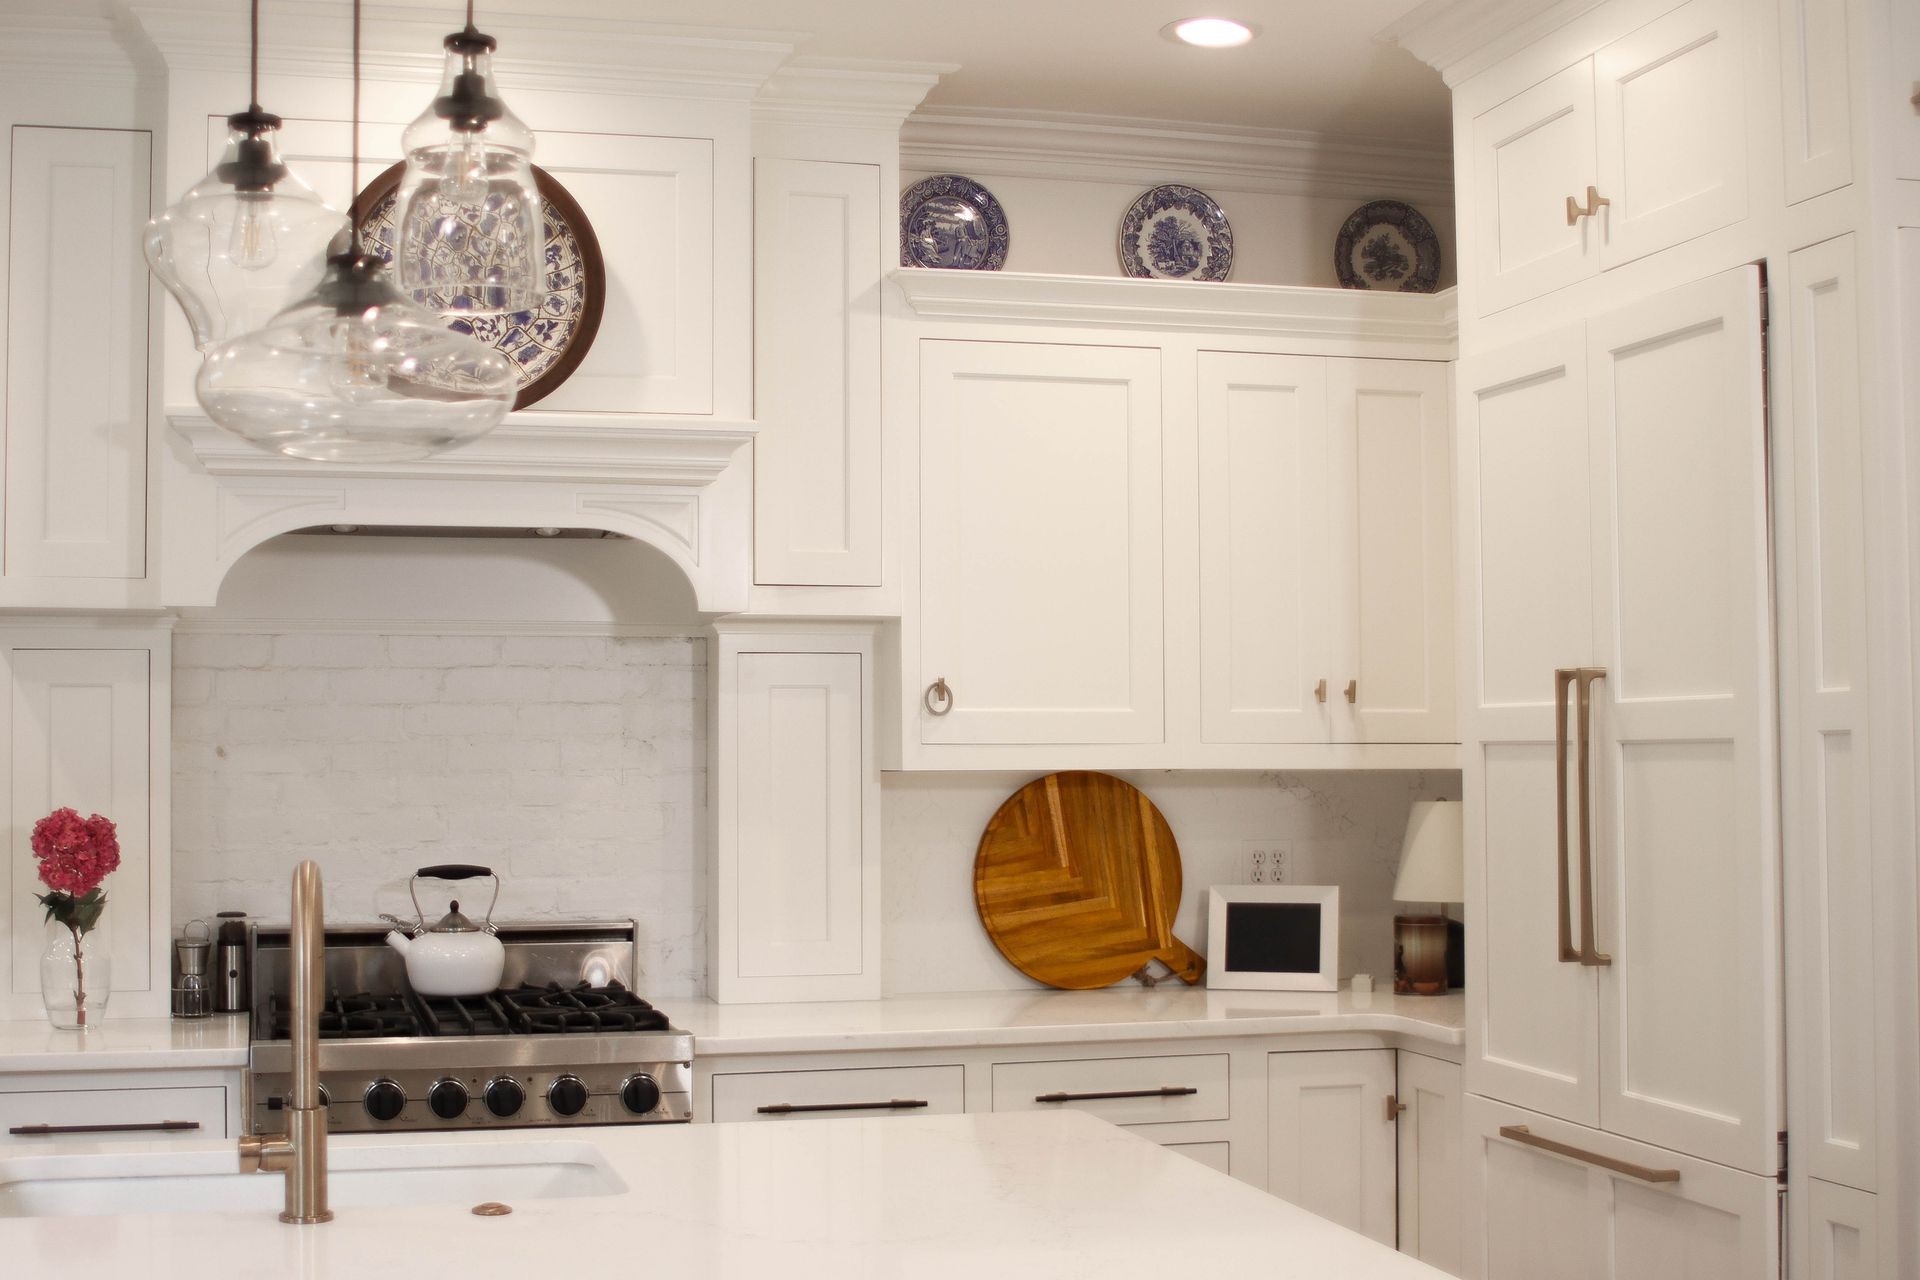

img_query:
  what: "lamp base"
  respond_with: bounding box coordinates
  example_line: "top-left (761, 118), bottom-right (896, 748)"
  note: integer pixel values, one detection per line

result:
top-left (1394, 914), bottom-right (1451, 996)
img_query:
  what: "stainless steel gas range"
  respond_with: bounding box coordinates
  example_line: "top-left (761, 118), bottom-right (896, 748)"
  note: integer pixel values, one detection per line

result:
top-left (247, 920), bottom-right (692, 1135)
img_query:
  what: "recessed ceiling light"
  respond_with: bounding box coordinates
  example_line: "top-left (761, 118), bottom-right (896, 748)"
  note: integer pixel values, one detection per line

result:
top-left (1165, 17), bottom-right (1255, 48)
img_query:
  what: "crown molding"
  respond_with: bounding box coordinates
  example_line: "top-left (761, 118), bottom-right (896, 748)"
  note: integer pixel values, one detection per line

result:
top-left (0, 12), bottom-right (152, 81)
top-left (169, 411), bottom-right (755, 486)
top-left (128, 3), bottom-right (801, 102)
top-left (1376, 0), bottom-right (1607, 85)
top-left (893, 268), bottom-right (1457, 353)
top-left (753, 57), bottom-right (954, 130)
top-left (172, 616), bottom-right (700, 639)
top-left (899, 106), bottom-right (1453, 203)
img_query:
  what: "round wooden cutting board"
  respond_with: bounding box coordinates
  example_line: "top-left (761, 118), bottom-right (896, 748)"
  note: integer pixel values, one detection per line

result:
top-left (973, 771), bottom-right (1205, 990)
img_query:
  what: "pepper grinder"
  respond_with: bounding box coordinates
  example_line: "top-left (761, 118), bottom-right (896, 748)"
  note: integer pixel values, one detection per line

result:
top-left (171, 920), bottom-right (212, 1019)
top-left (213, 910), bottom-right (250, 1014)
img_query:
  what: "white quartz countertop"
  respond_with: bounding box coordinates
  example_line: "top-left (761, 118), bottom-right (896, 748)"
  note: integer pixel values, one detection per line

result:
top-left (673, 984), bottom-right (1464, 1056)
top-left (0, 1110), bottom-right (1448, 1278)
top-left (0, 1014), bottom-right (250, 1075)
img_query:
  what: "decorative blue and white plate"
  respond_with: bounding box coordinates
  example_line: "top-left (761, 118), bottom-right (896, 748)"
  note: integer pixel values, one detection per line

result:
top-left (1119, 185), bottom-right (1233, 282)
top-left (1334, 200), bottom-right (1441, 293)
top-left (900, 175), bottom-right (1010, 271)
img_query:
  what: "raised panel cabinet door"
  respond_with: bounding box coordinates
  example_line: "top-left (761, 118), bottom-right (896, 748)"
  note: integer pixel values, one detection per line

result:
top-left (1265, 1049), bottom-right (1397, 1246)
top-left (1328, 358), bottom-right (1454, 744)
top-left (731, 651), bottom-right (864, 982)
top-left (1899, 0), bottom-right (1920, 180)
top-left (5, 649), bottom-right (152, 1004)
top-left (918, 340), bottom-right (1163, 745)
top-left (1458, 329), bottom-right (1600, 1127)
top-left (1802, 1179), bottom-right (1876, 1280)
top-left (1470, 59), bottom-right (1599, 315)
top-left (6, 126), bottom-right (150, 580)
top-left (752, 158), bottom-right (881, 586)
top-left (1586, 267), bottom-right (1778, 1176)
top-left (1195, 351), bottom-right (1330, 744)
top-left (1592, 0), bottom-right (1749, 269)
top-left (1397, 1052), bottom-right (1464, 1276)
top-left (1777, 0), bottom-right (1854, 203)
top-left (1781, 236), bottom-right (1876, 1194)
top-left (1463, 1095), bottom-right (1601, 1280)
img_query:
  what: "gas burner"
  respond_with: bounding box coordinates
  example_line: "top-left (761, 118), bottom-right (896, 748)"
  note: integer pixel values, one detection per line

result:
top-left (271, 992), bottom-right (422, 1041)
top-left (496, 981), bottom-right (670, 1034)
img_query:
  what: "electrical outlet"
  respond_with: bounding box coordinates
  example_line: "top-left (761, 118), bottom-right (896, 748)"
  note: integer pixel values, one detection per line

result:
top-left (1242, 839), bottom-right (1292, 884)
top-left (1271, 842), bottom-right (1291, 883)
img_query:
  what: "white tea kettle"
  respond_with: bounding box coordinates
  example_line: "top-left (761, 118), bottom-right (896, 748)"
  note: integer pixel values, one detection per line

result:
top-left (384, 865), bottom-right (505, 996)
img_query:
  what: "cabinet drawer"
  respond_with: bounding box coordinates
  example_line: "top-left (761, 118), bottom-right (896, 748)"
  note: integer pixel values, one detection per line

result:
top-left (991, 1054), bottom-right (1229, 1125)
top-left (711, 1065), bottom-right (964, 1123)
top-left (0, 1085), bottom-right (227, 1145)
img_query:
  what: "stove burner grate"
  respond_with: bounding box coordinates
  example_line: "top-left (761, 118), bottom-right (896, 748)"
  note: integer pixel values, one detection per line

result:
top-left (266, 982), bottom-right (669, 1040)
top-left (497, 981), bottom-right (671, 1034)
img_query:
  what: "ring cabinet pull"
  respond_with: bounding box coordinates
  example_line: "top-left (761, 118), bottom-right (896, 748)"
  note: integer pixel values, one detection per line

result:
top-left (924, 677), bottom-right (953, 716)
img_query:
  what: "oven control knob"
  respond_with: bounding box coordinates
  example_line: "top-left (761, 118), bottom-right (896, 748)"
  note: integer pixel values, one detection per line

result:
top-left (363, 1079), bottom-right (407, 1122)
top-left (428, 1078), bottom-right (470, 1120)
top-left (484, 1077), bottom-right (525, 1118)
top-left (547, 1074), bottom-right (590, 1117)
top-left (620, 1073), bottom-right (661, 1116)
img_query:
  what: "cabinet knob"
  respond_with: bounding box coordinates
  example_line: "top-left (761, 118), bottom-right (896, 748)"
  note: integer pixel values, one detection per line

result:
top-left (1566, 193), bottom-right (1584, 226)
top-left (1385, 1094), bottom-right (1408, 1122)
top-left (1313, 678), bottom-right (1328, 704)
top-left (1568, 185), bottom-right (1611, 225)
top-left (924, 677), bottom-right (954, 716)
top-left (1344, 678), bottom-right (1358, 704)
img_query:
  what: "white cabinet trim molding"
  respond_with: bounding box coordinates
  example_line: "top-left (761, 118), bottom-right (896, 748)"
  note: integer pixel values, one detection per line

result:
top-left (1378, 0), bottom-right (1608, 85)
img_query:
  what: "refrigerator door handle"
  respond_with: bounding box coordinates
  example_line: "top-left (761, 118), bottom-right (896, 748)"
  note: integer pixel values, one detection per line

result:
top-left (1554, 668), bottom-right (1579, 963)
top-left (1574, 667), bottom-right (1612, 967)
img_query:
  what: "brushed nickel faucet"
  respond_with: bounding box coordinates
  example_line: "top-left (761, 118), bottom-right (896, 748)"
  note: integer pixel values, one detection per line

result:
top-left (238, 860), bottom-right (332, 1223)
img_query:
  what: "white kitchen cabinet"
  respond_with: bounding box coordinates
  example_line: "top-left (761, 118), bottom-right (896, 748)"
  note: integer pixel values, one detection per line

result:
top-left (1265, 1048), bottom-right (1397, 1247)
top-left (1461, 266), bottom-right (1778, 1177)
top-left (1464, 1095), bottom-right (1777, 1280)
top-left (1397, 1051), bottom-right (1463, 1276)
top-left (752, 157), bottom-right (882, 586)
top-left (0, 630), bottom-right (170, 1021)
top-left (1804, 1180), bottom-right (1877, 1280)
top-left (0, 1083), bottom-right (228, 1146)
top-left (917, 339), bottom-right (1164, 745)
top-left (1468, 0), bottom-right (1747, 314)
top-left (710, 628), bottom-right (879, 1003)
top-left (1777, 0), bottom-right (1854, 202)
top-left (991, 1053), bottom-right (1230, 1126)
top-left (711, 1064), bottom-right (964, 1123)
top-left (4, 125), bottom-right (149, 583)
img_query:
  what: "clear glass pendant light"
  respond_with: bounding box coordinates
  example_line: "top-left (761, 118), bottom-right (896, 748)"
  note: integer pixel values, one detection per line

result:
top-left (393, 2), bottom-right (543, 316)
top-left (194, 0), bottom-right (515, 462)
top-left (144, 1), bottom-right (347, 351)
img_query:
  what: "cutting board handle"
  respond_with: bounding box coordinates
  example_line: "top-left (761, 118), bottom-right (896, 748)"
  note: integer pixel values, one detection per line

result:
top-left (1148, 940), bottom-right (1205, 986)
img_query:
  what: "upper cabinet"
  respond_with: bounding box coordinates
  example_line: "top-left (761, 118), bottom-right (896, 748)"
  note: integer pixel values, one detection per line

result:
top-left (1469, 0), bottom-right (1747, 314)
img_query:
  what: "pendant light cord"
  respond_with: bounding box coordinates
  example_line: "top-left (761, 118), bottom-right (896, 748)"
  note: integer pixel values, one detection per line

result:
top-left (248, 0), bottom-right (261, 112)
top-left (348, 0), bottom-right (362, 253)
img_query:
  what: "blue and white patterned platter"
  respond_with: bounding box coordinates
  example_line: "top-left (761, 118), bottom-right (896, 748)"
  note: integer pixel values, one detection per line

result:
top-left (1119, 185), bottom-right (1233, 282)
top-left (900, 174), bottom-right (1010, 271)
top-left (1334, 200), bottom-right (1441, 293)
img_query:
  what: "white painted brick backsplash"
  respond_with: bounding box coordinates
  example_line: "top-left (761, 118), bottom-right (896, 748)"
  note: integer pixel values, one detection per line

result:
top-left (173, 631), bottom-right (709, 999)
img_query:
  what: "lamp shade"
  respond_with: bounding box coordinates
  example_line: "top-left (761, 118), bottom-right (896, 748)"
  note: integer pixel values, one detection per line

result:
top-left (1393, 799), bottom-right (1464, 904)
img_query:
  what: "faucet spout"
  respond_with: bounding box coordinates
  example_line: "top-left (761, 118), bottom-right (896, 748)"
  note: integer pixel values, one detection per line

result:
top-left (240, 859), bottom-right (332, 1224)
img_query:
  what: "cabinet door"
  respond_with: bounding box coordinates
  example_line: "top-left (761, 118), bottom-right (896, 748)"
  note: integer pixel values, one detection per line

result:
top-left (1465, 1096), bottom-right (1776, 1280)
top-left (1328, 358), bottom-right (1454, 744)
top-left (1586, 267), bottom-right (1778, 1176)
top-left (1777, 0), bottom-right (1854, 203)
top-left (1459, 329), bottom-right (1600, 1126)
top-left (1803, 1179), bottom-right (1876, 1280)
top-left (5, 648), bottom-right (153, 1009)
top-left (1265, 1049), bottom-right (1397, 1246)
top-left (1196, 352), bottom-right (1330, 744)
top-left (1470, 60), bottom-right (1599, 314)
top-left (1899, 0), bottom-right (1920, 180)
top-left (1592, 0), bottom-right (1748, 269)
top-left (5, 127), bottom-right (149, 581)
top-left (919, 340), bottom-right (1163, 745)
top-left (752, 158), bottom-right (881, 586)
top-left (1397, 1052), bottom-right (1464, 1275)
top-left (719, 650), bottom-right (870, 1000)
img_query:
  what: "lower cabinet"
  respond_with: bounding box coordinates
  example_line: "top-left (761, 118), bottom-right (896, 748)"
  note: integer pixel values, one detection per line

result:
top-left (990, 1053), bottom-right (1230, 1126)
top-left (0, 1075), bottom-right (238, 1146)
top-left (711, 1064), bottom-right (965, 1123)
top-left (1266, 1048), bottom-right (1398, 1246)
top-left (1464, 1094), bottom-right (1777, 1280)
top-left (1398, 1051), bottom-right (1464, 1275)
top-left (1803, 1179), bottom-right (1876, 1280)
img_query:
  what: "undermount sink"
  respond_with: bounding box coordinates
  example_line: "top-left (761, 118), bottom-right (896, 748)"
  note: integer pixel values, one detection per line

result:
top-left (0, 1137), bottom-right (627, 1218)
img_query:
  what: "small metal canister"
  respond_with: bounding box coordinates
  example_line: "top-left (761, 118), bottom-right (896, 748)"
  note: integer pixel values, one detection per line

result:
top-left (172, 920), bottom-right (212, 1019)
top-left (213, 911), bottom-right (249, 1014)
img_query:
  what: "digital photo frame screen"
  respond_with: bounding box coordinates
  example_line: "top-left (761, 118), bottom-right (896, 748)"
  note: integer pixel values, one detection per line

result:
top-left (1223, 901), bottom-right (1323, 974)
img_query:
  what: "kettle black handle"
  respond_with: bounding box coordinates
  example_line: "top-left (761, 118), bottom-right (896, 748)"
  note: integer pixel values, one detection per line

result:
top-left (415, 864), bottom-right (492, 881)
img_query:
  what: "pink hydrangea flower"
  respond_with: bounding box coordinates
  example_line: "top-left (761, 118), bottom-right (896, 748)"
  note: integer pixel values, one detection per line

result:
top-left (32, 807), bottom-right (120, 897)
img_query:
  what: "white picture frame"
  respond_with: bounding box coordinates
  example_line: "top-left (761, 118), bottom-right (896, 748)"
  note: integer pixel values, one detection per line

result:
top-left (1206, 885), bottom-right (1340, 991)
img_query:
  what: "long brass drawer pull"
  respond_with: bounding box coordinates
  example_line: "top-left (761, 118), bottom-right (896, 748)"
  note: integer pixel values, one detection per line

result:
top-left (1554, 668), bottom-right (1578, 963)
top-left (1034, 1086), bottom-right (1199, 1104)
top-left (1573, 667), bottom-right (1611, 967)
top-left (9, 1120), bottom-right (203, 1137)
top-left (1498, 1124), bottom-right (1679, 1183)
top-left (756, 1099), bottom-right (928, 1115)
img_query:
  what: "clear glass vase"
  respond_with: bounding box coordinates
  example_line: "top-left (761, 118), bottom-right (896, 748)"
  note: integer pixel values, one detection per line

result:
top-left (41, 922), bottom-right (111, 1030)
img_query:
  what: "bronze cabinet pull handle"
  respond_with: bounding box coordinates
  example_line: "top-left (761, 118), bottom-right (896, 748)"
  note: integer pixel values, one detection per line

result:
top-left (9, 1120), bottom-right (202, 1136)
top-left (1343, 678), bottom-right (1358, 704)
top-left (1385, 1094), bottom-right (1408, 1122)
top-left (1566, 194), bottom-right (1584, 226)
top-left (1034, 1086), bottom-right (1199, 1103)
top-left (756, 1099), bottom-right (928, 1115)
top-left (1314, 678), bottom-right (1328, 704)
top-left (924, 678), bottom-right (953, 716)
top-left (1554, 668), bottom-right (1578, 963)
top-left (1498, 1124), bottom-right (1678, 1183)
top-left (1574, 668), bottom-right (1611, 966)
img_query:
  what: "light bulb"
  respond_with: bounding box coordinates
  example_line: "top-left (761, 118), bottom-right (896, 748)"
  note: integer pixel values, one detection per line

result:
top-left (325, 312), bottom-right (390, 400)
top-left (227, 195), bottom-right (279, 270)
top-left (447, 133), bottom-right (490, 211)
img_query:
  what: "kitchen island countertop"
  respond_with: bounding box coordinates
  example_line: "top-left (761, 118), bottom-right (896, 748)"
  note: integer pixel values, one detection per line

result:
top-left (0, 1108), bottom-right (1449, 1278)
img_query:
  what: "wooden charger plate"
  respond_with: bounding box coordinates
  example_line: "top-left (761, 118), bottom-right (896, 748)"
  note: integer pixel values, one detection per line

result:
top-left (974, 771), bottom-right (1204, 990)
